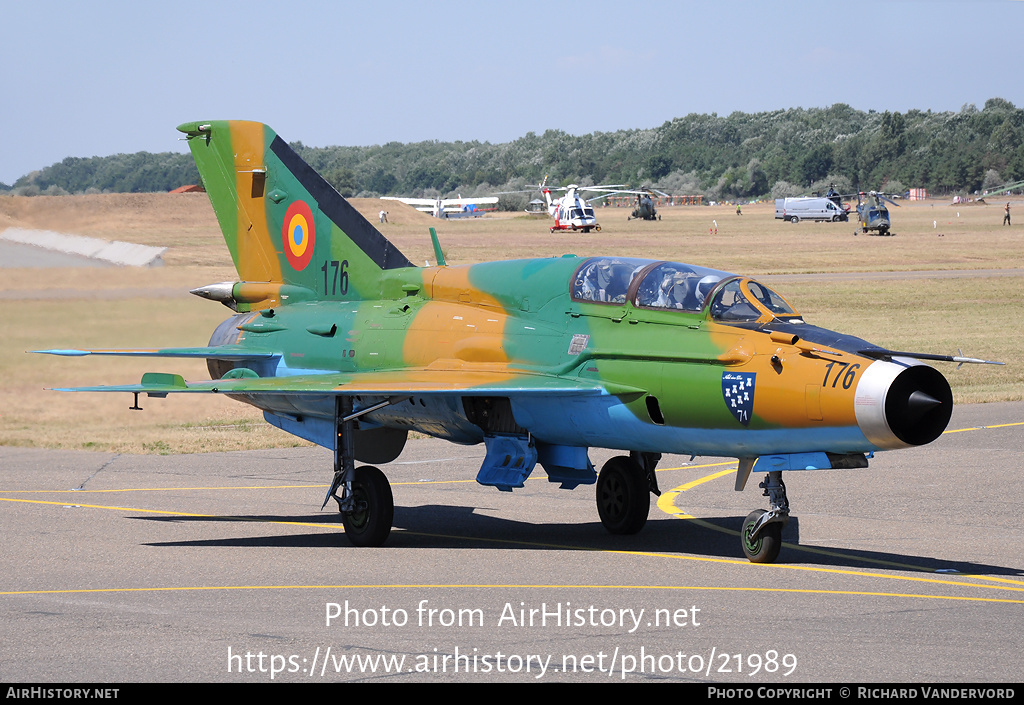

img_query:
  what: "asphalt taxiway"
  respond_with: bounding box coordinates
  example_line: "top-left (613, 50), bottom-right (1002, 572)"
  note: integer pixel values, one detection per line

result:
top-left (2, 401), bottom-right (1022, 683)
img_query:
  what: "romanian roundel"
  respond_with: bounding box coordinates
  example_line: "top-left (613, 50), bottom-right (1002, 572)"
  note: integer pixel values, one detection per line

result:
top-left (283, 200), bottom-right (316, 271)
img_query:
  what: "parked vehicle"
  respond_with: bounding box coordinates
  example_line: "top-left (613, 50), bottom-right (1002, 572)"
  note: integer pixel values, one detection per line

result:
top-left (774, 197), bottom-right (849, 223)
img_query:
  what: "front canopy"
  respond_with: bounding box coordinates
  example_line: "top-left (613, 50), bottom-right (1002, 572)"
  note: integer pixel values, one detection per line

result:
top-left (570, 257), bottom-right (802, 325)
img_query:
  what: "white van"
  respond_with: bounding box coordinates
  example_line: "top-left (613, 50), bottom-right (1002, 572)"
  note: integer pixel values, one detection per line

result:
top-left (774, 197), bottom-right (849, 223)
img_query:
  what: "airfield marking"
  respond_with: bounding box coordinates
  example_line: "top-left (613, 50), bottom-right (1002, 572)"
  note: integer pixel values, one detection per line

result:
top-left (659, 484), bottom-right (1024, 590)
top-left (3, 583), bottom-right (1023, 605)
top-left (655, 457), bottom-right (1024, 589)
top-left (0, 461), bottom-right (732, 496)
top-left (0, 422), bottom-right (1010, 496)
top-left (0, 463), bottom-right (725, 496)
top-left (1, 422), bottom-right (1019, 602)
top-left (0, 484), bottom-right (331, 494)
top-left (0, 497), bottom-right (342, 530)
top-left (2, 421), bottom-right (1007, 496)
top-left (942, 421), bottom-right (1024, 433)
top-left (3, 494), bottom-right (1023, 599)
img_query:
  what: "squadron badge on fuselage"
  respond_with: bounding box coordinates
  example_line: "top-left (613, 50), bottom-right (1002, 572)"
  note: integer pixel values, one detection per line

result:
top-left (722, 372), bottom-right (756, 426)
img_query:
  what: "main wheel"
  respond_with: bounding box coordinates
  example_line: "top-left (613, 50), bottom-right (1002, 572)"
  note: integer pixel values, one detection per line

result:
top-left (341, 465), bottom-right (394, 547)
top-left (741, 509), bottom-right (782, 563)
top-left (596, 456), bottom-right (649, 534)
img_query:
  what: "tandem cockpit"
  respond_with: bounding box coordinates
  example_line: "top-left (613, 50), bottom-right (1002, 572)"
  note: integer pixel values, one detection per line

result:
top-left (570, 256), bottom-right (804, 326)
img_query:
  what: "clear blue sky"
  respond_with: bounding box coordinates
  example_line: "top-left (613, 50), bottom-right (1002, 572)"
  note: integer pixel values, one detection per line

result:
top-left (1, 0), bottom-right (1020, 185)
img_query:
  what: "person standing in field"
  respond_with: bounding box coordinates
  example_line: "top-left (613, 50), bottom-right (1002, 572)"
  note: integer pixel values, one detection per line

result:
top-left (1004, 202), bottom-right (1011, 226)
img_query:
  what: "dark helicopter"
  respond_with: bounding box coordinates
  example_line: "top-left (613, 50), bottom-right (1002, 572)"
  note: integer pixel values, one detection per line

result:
top-left (855, 191), bottom-right (901, 236)
top-left (627, 188), bottom-right (670, 221)
top-left (819, 185), bottom-right (900, 236)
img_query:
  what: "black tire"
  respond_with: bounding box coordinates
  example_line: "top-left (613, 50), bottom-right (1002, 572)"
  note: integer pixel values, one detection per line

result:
top-left (596, 456), bottom-right (649, 534)
top-left (789, 215), bottom-right (799, 224)
top-left (341, 465), bottom-right (394, 547)
top-left (832, 215), bottom-right (840, 222)
top-left (741, 509), bottom-right (782, 563)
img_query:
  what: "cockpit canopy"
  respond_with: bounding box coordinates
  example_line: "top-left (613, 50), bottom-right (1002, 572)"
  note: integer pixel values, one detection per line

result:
top-left (634, 261), bottom-right (725, 312)
top-left (708, 278), bottom-right (800, 323)
top-left (571, 257), bottom-right (802, 323)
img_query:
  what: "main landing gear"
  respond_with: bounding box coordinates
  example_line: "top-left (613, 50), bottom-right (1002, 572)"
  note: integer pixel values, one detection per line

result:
top-left (324, 397), bottom-right (395, 547)
top-left (596, 453), bottom-right (661, 535)
top-left (741, 471), bottom-right (789, 563)
top-left (339, 465), bottom-right (393, 546)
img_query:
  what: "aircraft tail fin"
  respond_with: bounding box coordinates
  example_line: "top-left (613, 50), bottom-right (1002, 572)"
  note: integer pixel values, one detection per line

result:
top-left (177, 121), bottom-right (413, 307)
top-left (539, 175), bottom-right (553, 209)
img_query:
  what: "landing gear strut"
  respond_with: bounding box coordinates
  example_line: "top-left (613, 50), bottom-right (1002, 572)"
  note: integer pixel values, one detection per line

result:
top-left (323, 396), bottom-right (395, 547)
top-left (741, 471), bottom-right (789, 563)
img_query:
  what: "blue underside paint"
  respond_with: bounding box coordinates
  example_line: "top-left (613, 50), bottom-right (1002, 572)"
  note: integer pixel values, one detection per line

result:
top-left (535, 442), bottom-right (596, 489)
top-left (752, 452), bottom-right (832, 472)
top-left (476, 434), bottom-right (538, 491)
top-left (265, 410), bottom-right (330, 447)
top-left (511, 395), bottom-right (878, 457)
top-left (253, 388), bottom-right (876, 491)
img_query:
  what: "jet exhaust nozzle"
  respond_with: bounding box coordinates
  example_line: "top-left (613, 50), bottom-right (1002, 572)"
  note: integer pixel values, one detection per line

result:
top-left (855, 362), bottom-right (953, 449)
top-left (885, 366), bottom-right (952, 446)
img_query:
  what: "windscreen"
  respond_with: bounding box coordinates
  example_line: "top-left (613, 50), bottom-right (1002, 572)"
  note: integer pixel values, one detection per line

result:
top-left (634, 263), bottom-right (727, 312)
top-left (572, 257), bottom-right (651, 304)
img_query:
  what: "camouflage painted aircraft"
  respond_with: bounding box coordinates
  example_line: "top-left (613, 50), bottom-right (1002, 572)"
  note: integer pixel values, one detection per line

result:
top-left (627, 188), bottom-right (670, 221)
top-left (39, 121), bottom-right (1000, 563)
top-left (856, 191), bottom-right (900, 236)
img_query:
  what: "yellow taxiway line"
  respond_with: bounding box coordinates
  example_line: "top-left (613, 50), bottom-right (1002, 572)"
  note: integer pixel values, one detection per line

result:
top-left (1, 421), bottom-right (1021, 602)
top-left (3, 583), bottom-right (1023, 604)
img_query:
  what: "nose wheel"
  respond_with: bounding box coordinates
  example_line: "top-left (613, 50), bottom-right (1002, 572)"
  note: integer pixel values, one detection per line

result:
top-left (742, 509), bottom-right (782, 563)
top-left (741, 471), bottom-right (789, 563)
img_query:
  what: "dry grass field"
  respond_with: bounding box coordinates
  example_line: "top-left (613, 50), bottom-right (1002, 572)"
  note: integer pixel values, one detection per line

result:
top-left (1, 192), bottom-right (1021, 453)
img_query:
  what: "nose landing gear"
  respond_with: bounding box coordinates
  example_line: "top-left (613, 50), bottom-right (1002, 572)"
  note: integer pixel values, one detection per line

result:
top-left (741, 471), bottom-right (789, 563)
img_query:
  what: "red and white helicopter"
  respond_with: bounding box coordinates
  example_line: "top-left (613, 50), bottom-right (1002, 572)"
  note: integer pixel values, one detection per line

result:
top-left (537, 177), bottom-right (644, 233)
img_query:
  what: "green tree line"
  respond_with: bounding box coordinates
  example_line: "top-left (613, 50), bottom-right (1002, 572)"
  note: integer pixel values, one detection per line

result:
top-left (6, 99), bottom-right (1022, 202)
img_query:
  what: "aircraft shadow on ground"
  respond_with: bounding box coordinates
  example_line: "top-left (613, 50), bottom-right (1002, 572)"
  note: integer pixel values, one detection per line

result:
top-left (133, 505), bottom-right (1022, 577)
